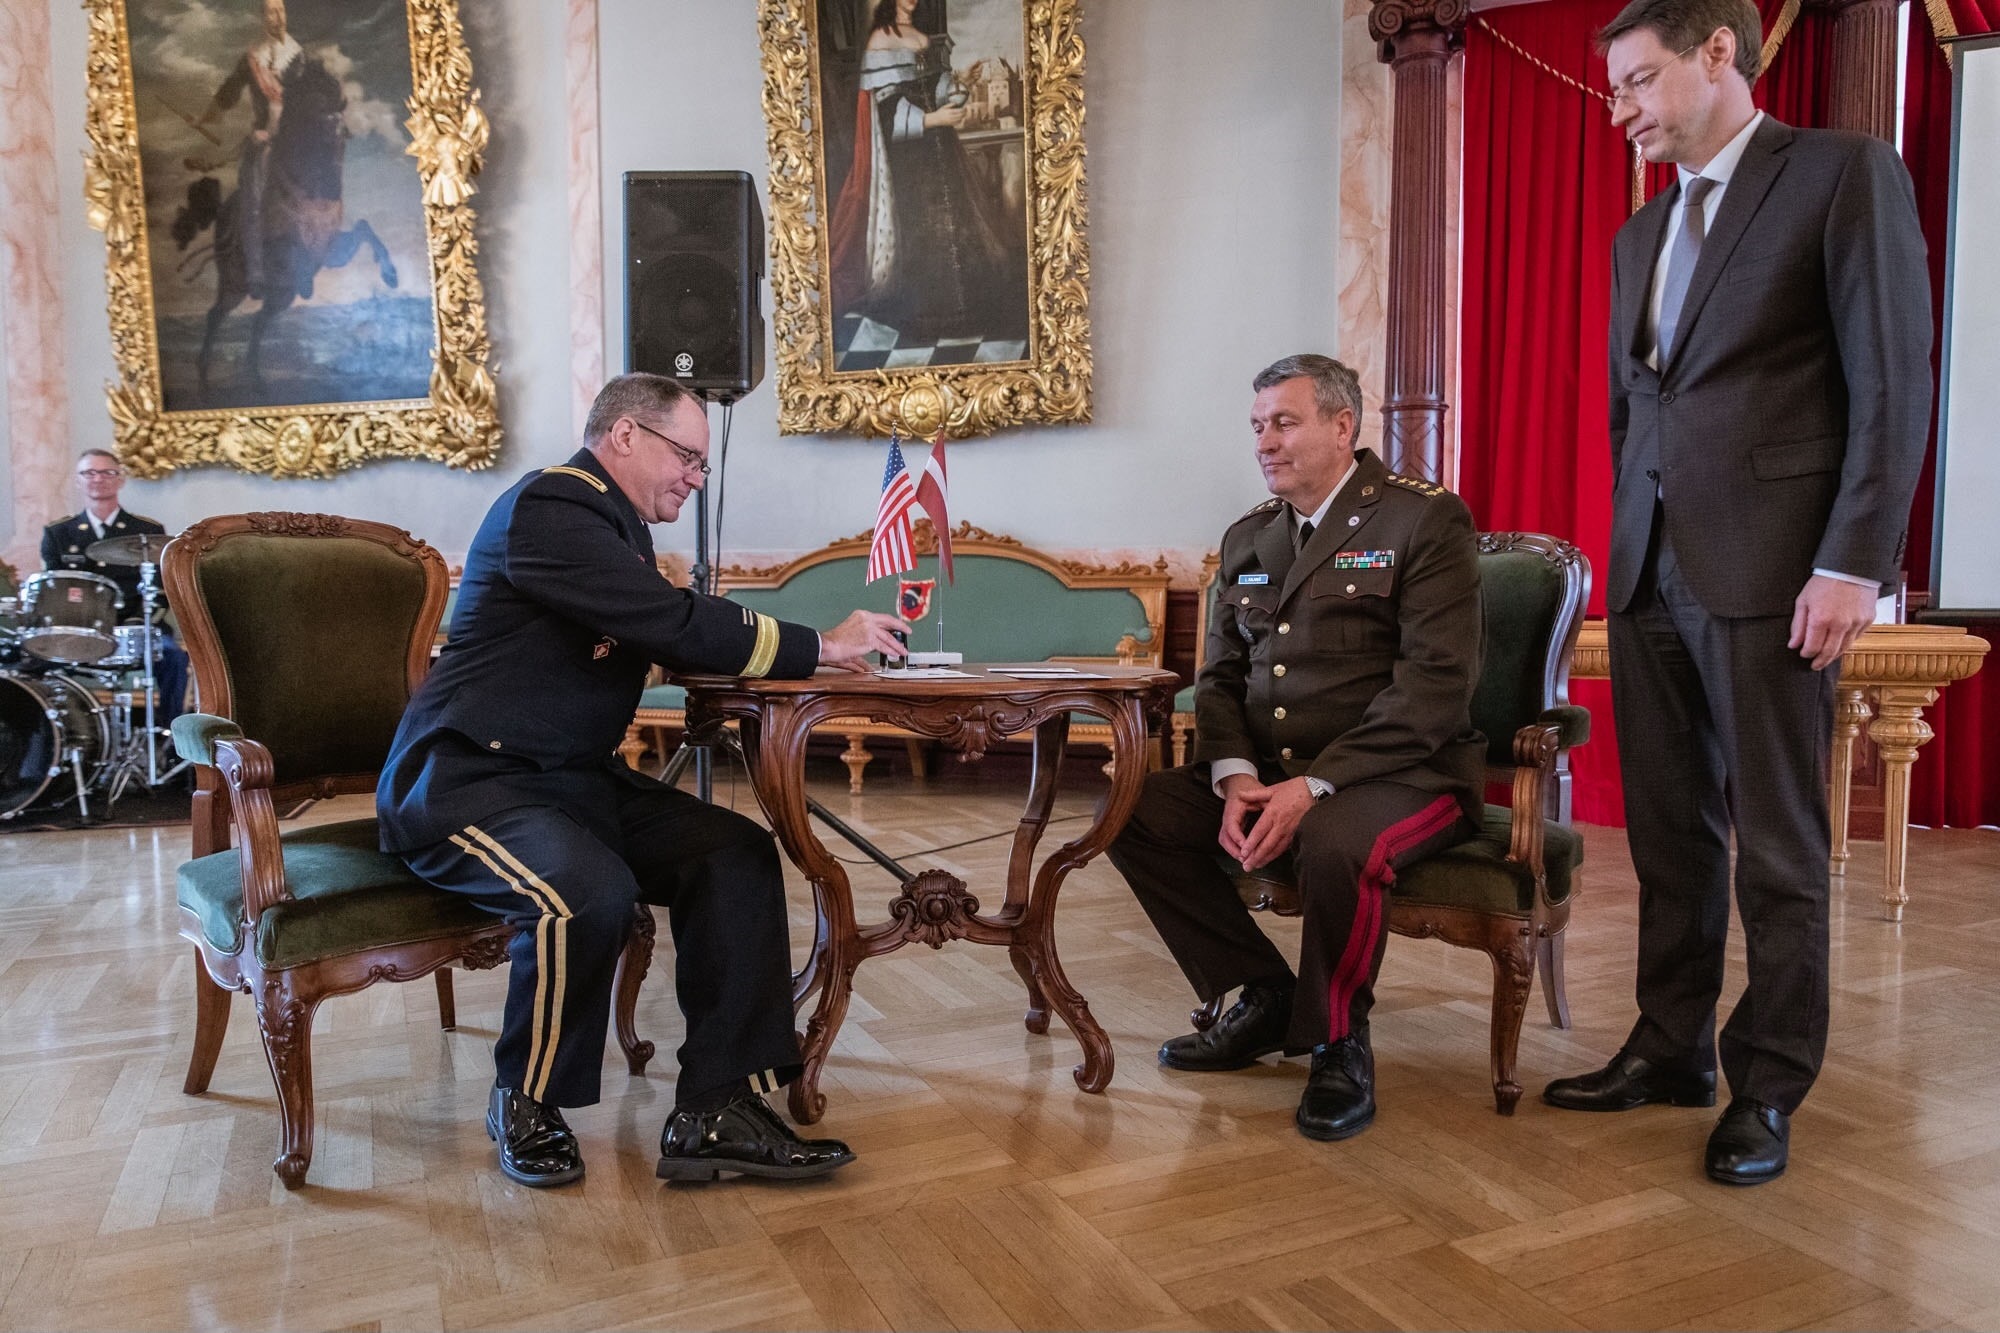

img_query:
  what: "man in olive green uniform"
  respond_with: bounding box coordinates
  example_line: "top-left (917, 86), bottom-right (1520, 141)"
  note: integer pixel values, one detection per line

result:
top-left (1106, 354), bottom-right (1484, 1141)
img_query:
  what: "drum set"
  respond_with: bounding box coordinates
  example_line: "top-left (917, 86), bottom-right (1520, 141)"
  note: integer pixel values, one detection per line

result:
top-left (0, 533), bottom-right (187, 821)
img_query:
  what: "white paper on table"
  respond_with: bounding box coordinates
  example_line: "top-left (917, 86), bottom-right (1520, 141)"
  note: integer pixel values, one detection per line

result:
top-left (872, 667), bottom-right (977, 679)
top-left (989, 669), bottom-right (1110, 679)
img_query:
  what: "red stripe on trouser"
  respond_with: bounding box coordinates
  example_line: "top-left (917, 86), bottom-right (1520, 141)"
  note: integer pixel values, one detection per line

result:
top-left (1325, 794), bottom-right (1464, 1042)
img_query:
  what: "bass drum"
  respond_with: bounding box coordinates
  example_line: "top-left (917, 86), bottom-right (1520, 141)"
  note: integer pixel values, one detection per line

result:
top-left (0, 671), bottom-right (110, 819)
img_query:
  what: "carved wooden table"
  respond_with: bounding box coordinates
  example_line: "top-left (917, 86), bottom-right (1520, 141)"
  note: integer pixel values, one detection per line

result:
top-left (1573, 621), bottom-right (1990, 920)
top-left (674, 664), bottom-right (1179, 1122)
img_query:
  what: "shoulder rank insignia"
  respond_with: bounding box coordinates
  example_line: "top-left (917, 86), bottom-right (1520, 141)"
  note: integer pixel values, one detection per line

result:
top-left (1332, 550), bottom-right (1395, 569)
top-left (540, 465), bottom-right (608, 493)
top-left (1385, 473), bottom-right (1445, 497)
top-left (1240, 498), bottom-right (1284, 518)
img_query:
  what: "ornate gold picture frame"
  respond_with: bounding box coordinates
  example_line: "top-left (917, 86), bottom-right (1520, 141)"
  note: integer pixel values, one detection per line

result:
top-left (82, 0), bottom-right (499, 479)
top-left (758, 0), bottom-right (1091, 438)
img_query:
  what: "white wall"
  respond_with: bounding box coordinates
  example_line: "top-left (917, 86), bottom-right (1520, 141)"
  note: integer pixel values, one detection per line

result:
top-left (16, 0), bottom-right (1342, 569)
top-left (600, 0), bottom-right (1344, 568)
top-left (38, 0), bottom-right (577, 557)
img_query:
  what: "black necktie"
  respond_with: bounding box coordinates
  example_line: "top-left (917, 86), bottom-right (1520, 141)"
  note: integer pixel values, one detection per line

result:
top-left (1297, 519), bottom-right (1315, 552)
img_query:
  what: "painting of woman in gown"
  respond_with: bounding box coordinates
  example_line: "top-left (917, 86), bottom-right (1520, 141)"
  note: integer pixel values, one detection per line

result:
top-left (822, 0), bottom-right (1030, 370)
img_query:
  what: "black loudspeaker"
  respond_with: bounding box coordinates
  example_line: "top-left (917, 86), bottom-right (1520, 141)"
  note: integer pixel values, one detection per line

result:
top-left (624, 170), bottom-right (765, 400)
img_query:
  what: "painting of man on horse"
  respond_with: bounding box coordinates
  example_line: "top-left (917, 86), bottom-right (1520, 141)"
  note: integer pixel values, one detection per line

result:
top-left (131, 0), bottom-right (435, 412)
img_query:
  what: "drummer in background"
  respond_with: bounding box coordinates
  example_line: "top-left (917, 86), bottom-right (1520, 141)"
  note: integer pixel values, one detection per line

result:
top-left (40, 449), bottom-right (189, 723)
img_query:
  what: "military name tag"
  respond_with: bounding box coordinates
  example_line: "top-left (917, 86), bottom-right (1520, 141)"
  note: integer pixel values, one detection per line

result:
top-left (1236, 573), bottom-right (1270, 585)
top-left (1332, 550), bottom-right (1395, 570)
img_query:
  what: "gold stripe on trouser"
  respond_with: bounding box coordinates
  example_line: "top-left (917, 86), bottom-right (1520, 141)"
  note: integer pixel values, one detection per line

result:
top-left (742, 613), bottom-right (780, 678)
top-left (450, 826), bottom-right (576, 1102)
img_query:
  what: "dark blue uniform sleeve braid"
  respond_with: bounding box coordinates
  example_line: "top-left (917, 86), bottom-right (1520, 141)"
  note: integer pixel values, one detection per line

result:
top-left (502, 484), bottom-right (819, 679)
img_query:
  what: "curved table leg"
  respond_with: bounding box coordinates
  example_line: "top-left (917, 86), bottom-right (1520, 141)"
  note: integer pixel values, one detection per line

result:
top-left (735, 708), bottom-right (856, 1125)
top-left (1004, 715), bottom-right (1069, 1032)
top-left (1868, 685), bottom-right (1938, 923)
top-left (1013, 700), bottom-right (1155, 1093)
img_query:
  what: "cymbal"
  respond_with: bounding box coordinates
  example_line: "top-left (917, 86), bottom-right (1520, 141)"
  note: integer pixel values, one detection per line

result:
top-left (85, 533), bottom-right (175, 566)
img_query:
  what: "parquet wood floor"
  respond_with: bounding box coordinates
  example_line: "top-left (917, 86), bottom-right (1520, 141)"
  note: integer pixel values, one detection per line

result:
top-left (3, 756), bottom-right (1998, 1331)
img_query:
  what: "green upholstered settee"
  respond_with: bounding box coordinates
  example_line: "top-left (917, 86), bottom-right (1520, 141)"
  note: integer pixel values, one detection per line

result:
top-left (626, 520), bottom-right (1171, 790)
top-left (1184, 531), bottom-right (1592, 1114)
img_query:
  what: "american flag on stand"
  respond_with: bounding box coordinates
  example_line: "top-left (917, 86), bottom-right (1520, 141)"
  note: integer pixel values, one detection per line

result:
top-left (867, 433), bottom-right (919, 583)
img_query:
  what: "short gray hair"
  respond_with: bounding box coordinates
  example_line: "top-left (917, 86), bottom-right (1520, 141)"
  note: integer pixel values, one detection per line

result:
top-left (1252, 354), bottom-right (1363, 423)
top-left (584, 373), bottom-right (698, 446)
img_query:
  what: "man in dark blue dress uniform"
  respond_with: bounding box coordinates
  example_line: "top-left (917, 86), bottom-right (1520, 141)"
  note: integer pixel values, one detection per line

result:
top-left (378, 373), bottom-right (908, 1188)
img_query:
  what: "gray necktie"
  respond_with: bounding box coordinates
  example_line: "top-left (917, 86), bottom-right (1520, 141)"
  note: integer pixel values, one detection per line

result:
top-left (1655, 175), bottom-right (1717, 362)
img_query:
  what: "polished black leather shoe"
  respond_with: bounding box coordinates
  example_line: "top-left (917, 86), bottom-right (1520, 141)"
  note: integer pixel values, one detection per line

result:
top-left (1542, 1050), bottom-right (1717, 1112)
top-left (1706, 1097), bottom-right (1789, 1185)
top-left (657, 1093), bottom-right (855, 1182)
top-left (485, 1086), bottom-right (585, 1188)
top-left (1296, 1032), bottom-right (1376, 1141)
top-left (1160, 981), bottom-right (1294, 1071)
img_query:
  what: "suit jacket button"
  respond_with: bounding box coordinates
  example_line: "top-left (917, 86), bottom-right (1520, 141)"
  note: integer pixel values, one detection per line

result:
top-left (1281, 747), bottom-right (1293, 759)
top-left (488, 740), bottom-right (502, 749)
top-left (1277, 622), bottom-right (1290, 635)
top-left (1273, 706), bottom-right (1287, 720)
top-left (1660, 390), bottom-right (1677, 404)
top-left (1273, 664), bottom-right (1286, 677)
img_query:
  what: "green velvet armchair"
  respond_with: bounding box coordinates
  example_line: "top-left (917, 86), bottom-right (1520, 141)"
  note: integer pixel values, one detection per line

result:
top-left (1192, 531), bottom-right (1592, 1114)
top-left (163, 513), bottom-right (654, 1188)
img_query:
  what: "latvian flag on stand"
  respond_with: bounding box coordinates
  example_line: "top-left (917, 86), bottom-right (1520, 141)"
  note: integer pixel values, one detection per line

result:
top-left (868, 433), bottom-right (919, 583)
top-left (913, 427), bottom-right (952, 584)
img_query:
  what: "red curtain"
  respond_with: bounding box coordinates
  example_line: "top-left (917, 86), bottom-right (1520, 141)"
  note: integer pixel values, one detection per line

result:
top-left (1459, 0), bottom-right (1845, 826)
top-left (1899, 0), bottom-right (2000, 828)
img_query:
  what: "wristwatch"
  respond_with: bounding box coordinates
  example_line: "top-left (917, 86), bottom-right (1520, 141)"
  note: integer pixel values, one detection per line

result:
top-left (1304, 776), bottom-right (1333, 800)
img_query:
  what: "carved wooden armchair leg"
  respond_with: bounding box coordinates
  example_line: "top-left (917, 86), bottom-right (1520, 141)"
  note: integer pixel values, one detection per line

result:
top-left (1191, 994), bottom-right (1225, 1032)
top-left (1486, 925), bottom-right (1536, 1116)
top-left (612, 904), bottom-right (658, 1075)
top-left (1538, 933), bottom-right (1571, 1030)
top-left (434, 968), bottom-right (457, 1030)
top-left (1170, 718), bottom-right (1191, 767)
top-left (184, 949), bottom-right (234, 1095)
top-left (254, 972), bottom-right (322, 1190)
top-left (841, 733), bottom-right (872, 794)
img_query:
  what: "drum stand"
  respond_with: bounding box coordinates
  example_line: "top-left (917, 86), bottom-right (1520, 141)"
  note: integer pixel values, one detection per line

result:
top-left (95, 559), bottom-right (188, 802)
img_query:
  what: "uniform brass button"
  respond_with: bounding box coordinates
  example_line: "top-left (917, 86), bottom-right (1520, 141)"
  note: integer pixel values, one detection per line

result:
top-left (1346, 583), bottom-right (1357, 594)
top-left (1281, 746), bottom-right (1293, 759)
top-left (1273, 706), bottom-right (1287, 720)
top-left (1273, 664), bottom-right (1287, 677)
top-left (1241, 595), bottom-right (1251, 605)
top-left (1278, 622), bottom-right (1291, 634)
top-left (1348, 515), bottom-right (1361, 527)
top-left (488, 740), bottom-right (502, 749)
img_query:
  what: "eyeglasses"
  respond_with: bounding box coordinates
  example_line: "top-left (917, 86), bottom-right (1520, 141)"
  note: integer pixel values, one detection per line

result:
top-left (76, 469), bottom-right (123, 479)
top-left (628, 420), bottom-right (710, 476)
top-left (1609, 42), bottom-right (1700, 107)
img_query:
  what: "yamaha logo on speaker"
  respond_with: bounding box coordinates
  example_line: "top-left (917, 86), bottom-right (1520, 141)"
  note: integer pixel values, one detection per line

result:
top-left (674, 351), bottom-right (694, 376)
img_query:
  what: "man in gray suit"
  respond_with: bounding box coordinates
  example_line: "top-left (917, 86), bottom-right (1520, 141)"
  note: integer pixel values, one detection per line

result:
top-left (1541, 0), bottom-right (1931, 1184)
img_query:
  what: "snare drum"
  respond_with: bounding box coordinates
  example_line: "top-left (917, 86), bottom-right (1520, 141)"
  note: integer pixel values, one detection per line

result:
top-left (0, 597), bottom-right (21, 665)
top-left (18, 571), bottom-right (124, 665)
top-left (95, 624), bottom-right (159, 671)
top-left (0, 670), bottom-right (110, 818)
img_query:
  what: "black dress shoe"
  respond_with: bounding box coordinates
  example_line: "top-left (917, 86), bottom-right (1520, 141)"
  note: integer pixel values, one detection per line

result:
top-left (1543, 1050), bottom-right (1717, 1112)
top-left (1706, 1097), bottom-right (1789, 1185)
top-left (1160, 981), bottom-right (1293, 1071)
top-left (485, 1086), bottom-right (585, 1188)
top-left (657, 1093), bottom-right (855, 1182)
top-left (1296, 1033), bottom-right (1375, 1140)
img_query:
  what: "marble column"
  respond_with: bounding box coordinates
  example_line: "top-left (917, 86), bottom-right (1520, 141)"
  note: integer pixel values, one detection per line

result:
top-left (566, 0), bottom-right (605, 436)
top-left (1370, 0), bottom-right (1467, 483)
top-left (0, 0), bottom-right (71, 577)
top-left (1817, 0), bottom-right (1900, 142)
